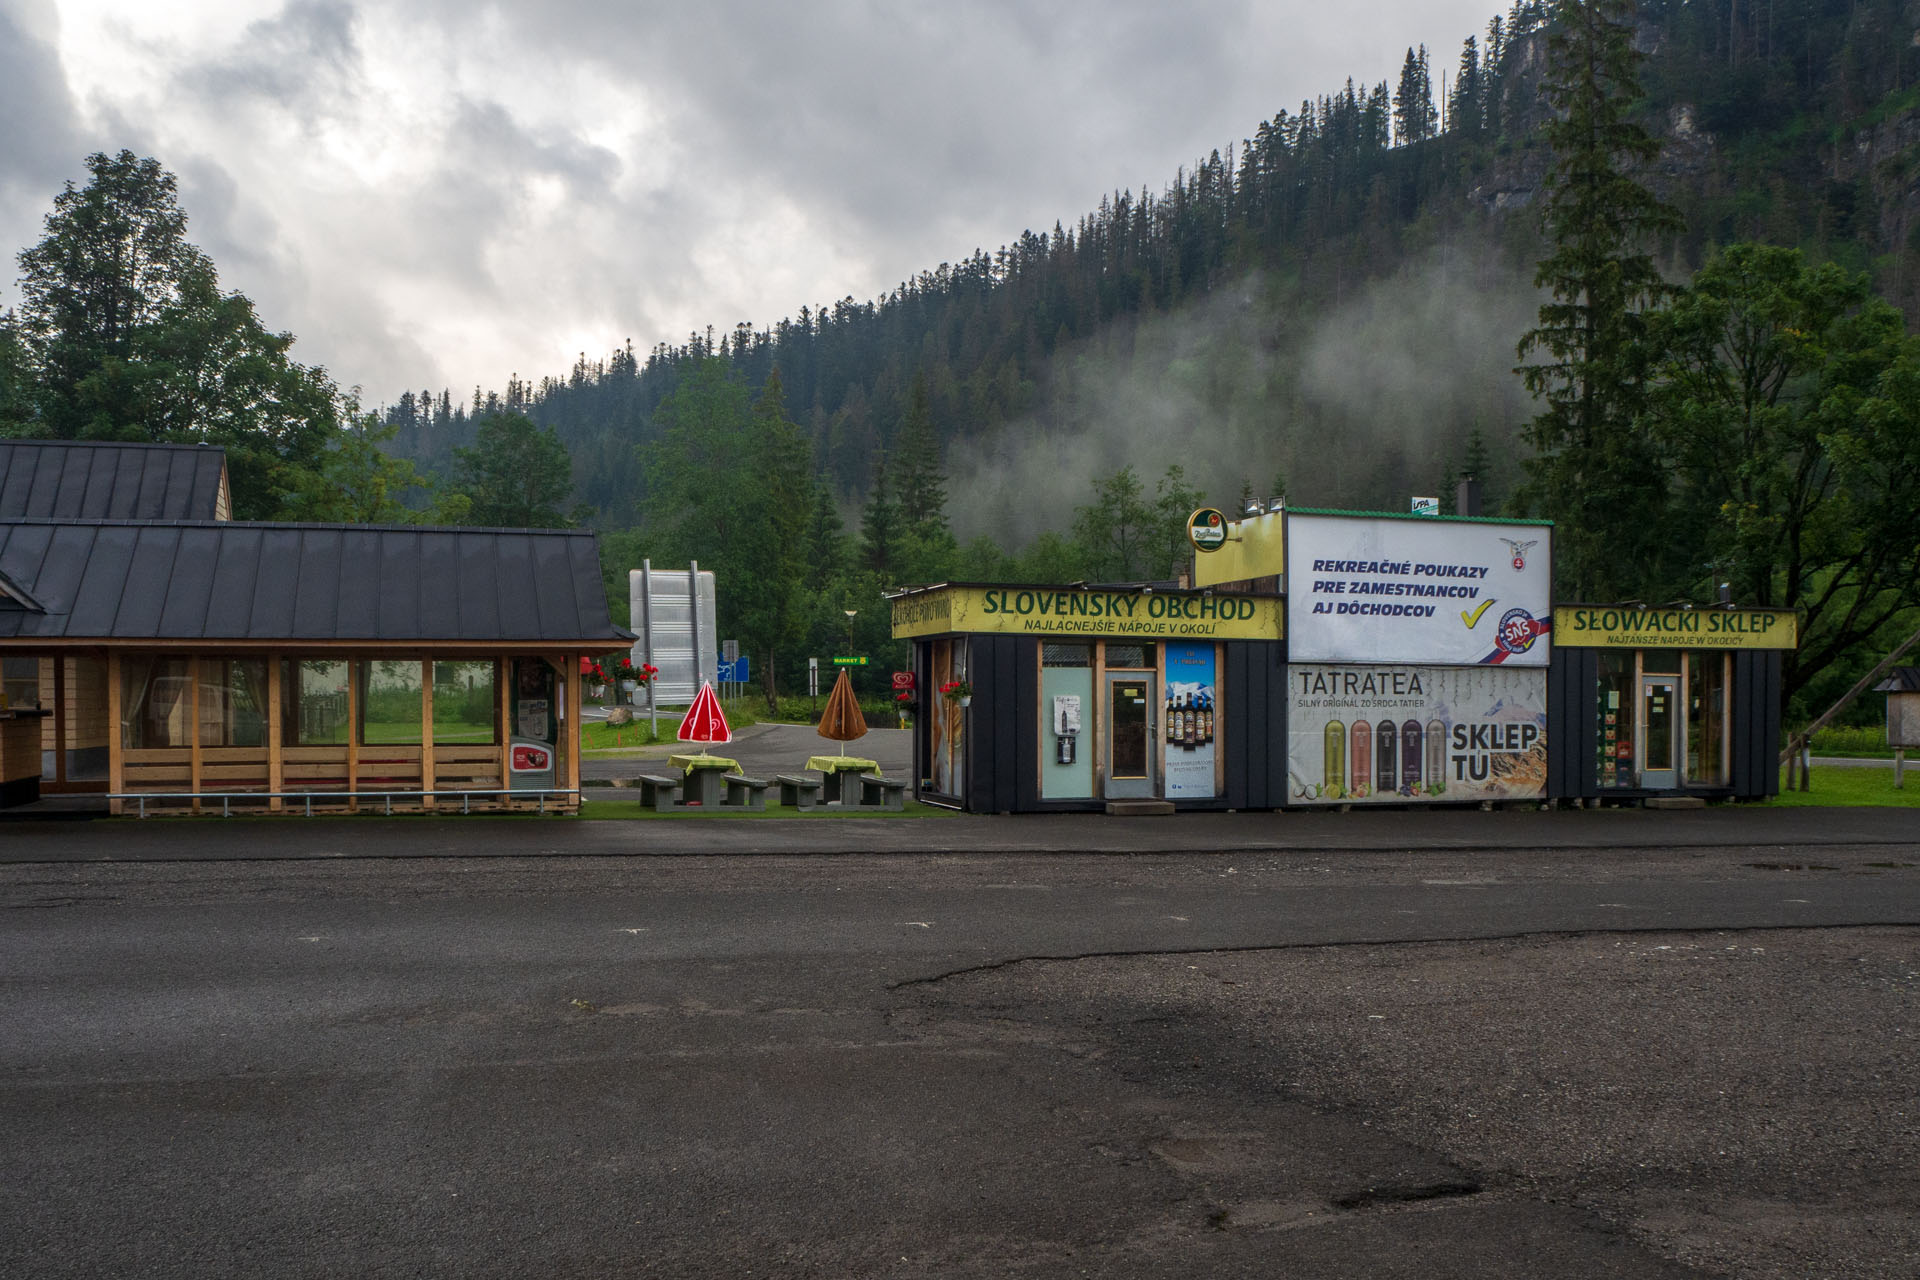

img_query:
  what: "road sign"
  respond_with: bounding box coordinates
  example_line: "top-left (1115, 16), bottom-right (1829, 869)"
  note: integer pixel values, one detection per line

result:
top-left (833, 656), bottom-right (868, 667)
top-left (808, 656), bottom-right (819, 696)
top-left (717, 655), bottom-right (749, 683)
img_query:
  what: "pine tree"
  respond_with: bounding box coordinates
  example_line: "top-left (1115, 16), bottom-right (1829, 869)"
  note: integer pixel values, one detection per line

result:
top-left (889, 372), bottom-right (947, 537)
top-left (1449, 37), bottom-right (1482, 136)
top-left (859, 446), bottom-right (899, 577)
top-left (1393, 46), bottom-right (1436, 144)
top-left (1515, 0), bottom-right (1684, 598)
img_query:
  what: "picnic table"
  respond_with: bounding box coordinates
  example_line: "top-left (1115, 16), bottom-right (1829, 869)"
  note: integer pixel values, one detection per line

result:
top-left (805, 754), bottom-right (879, 804)
top-left (670, 752), bottom-right (740, 806)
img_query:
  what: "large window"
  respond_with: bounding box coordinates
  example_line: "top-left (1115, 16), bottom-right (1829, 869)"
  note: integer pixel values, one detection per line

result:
top-left (432, 661), bottom-right (497, 744)
top-left (282, 660), bottom-right (351, 746)
top-left (197, 659), bottom-right (267, 748)
top-left (359, 660), bottom-right (424, 745)
top-left (1595, 651), bottom-right (1635, 788)
top-left (927, 640), bottom-right (968, 798)
top-left (1686, 652), bottom-right (1730, 786)
top-left (121, 656), bottom-right (193, 749)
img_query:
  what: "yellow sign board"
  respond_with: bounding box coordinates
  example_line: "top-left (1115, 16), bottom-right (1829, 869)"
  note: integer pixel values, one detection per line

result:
top-left (891, 585), bottom-right (1284, 642)
top-left (1553, 606), bottom-right (1797, 650)
top-left (1192, 509), bottom-right (1285, 588)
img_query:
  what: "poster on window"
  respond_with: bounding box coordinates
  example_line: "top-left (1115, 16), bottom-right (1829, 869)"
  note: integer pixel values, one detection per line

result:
top-left (1163, 642), bottom-right (1217, 799)
top-left (1286, 513), bottom-right (1553, 666)
top-left (1286, 664), bottom-right (1547, 805)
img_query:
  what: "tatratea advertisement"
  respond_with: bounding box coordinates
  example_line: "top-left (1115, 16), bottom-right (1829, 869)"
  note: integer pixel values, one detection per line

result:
top-left (1286, 665), bottom-right (1548, 805)
top-left (1286, 514), bottom-right (1553, 666)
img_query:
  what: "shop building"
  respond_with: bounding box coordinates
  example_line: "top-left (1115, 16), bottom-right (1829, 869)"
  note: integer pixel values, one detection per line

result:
top-left (891, 505), bottom-right (1790, 812)
top-left (1546, 605), bottom-right (1793, 801)
top-left (0, 440), bottom-right (630, 814)
top-left (889, 583), bottom-right (1287, 812)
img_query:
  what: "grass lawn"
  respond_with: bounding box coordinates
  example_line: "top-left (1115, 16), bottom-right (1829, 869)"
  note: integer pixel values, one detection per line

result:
top-left (579, 719), bottom-right (669, 751)
top-left (1760, 763), bottom-right (1920, 807)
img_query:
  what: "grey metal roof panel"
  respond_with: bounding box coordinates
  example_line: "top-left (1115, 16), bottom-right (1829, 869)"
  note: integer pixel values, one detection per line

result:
top-left (292, 528), bottom-right (343, 637)
top-left (248, 527), bottom-right (303, 638)
top-left (416, 531), bottom-right (459, 640)
top-left (0, 519), bottom-right (630, 644)
top-left (205, 525), bottom-right (263, 638)
top-left (457, 531), bottom-right (502, 638)
top-left (491, 536), bottom-right (540, 640)
top-left (376, 529), bottom-right (421, 638)
top-left (1873, 667), bottom-right (1920, 693)
top-left (66, 525), bottom-right (136, 636)
top-left (156, 526), bottom-right (221, 636)
top-left (0, 441), bottom-right (227, 520)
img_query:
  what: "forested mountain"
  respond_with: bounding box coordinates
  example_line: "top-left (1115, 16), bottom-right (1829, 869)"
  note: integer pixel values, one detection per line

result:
top-left (382, 0), bottom-right (1920, 544)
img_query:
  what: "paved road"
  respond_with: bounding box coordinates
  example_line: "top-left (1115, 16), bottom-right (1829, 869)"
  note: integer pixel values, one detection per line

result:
top-left (3, 824), bottom-right (1916, 1278)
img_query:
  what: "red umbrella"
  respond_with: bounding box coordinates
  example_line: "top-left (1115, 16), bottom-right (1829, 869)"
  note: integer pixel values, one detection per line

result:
top-left (677, 681), bottom-right (732, 747)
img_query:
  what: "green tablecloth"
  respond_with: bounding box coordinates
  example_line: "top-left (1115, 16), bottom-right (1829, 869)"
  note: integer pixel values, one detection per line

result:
top-left (805, 755), bottom-right (877, 773)
top-left (670, 753), bottom-right (739, 776)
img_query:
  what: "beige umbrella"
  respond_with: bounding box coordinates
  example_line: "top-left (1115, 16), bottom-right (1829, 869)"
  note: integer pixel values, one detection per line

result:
top-left (816, 668), bottom-right (870, 753)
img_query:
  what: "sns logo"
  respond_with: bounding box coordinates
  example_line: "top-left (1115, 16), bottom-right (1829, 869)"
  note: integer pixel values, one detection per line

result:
top-left (1496, 608), bottom-right (1538, 656)
top-left (1500, 538), bottom-right (1538, 571)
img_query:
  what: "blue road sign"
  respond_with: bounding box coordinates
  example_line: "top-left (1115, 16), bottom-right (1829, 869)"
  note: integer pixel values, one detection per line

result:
top-left (717, 655), bottom-right (750, 683)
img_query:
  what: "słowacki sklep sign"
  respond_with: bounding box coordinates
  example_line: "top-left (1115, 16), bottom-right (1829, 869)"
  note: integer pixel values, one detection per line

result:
top-left (1552, 606), bottom-right (1797, 650)
top-left (1285, 512), bottom-right (1554, 666)
top-left (889, 585), bottom-right (1284, 641)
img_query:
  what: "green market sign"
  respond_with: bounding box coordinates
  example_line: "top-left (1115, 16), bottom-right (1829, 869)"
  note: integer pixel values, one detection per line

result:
top-left (890, 585), bottom-right (1284, 641)
top-left (1553, 606), bottom-right (1797, 650)
top-left (1187, 507), bottom-right (1228, 553)
top-left (832, 655), bottom-right (869, 666)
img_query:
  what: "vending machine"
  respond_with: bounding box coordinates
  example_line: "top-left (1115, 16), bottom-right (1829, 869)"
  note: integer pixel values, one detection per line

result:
top-left (509, 658), bottom-right (558, 793)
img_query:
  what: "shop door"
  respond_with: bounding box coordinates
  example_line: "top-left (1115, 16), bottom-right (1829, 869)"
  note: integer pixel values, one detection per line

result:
top-left (1103, 673), bottom-right (1156, 799)
top-left (1638, 676), bottom-right (1679, 790)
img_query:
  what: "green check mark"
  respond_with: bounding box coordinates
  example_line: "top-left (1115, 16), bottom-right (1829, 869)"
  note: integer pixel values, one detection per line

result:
top-left (1461, 599), bottom-right (1495, 628)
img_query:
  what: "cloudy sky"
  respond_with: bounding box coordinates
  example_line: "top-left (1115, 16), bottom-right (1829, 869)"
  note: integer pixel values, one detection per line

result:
top-left (2, 0), bottom-right (1500, 406)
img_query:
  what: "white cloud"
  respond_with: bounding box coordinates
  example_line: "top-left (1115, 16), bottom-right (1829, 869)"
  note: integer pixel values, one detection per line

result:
top-left (2, 0), bottom-right (1504, 403)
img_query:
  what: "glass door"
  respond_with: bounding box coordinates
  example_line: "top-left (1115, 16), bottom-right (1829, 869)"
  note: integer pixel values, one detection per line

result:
top-left (1638, 676), bottom-right (1679, 790)
top-left (1103, 672), bottom-right (1156, 799)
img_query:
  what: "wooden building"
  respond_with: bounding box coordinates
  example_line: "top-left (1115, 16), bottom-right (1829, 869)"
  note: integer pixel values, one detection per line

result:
top-left (0, 441), bottom-right (630, 814)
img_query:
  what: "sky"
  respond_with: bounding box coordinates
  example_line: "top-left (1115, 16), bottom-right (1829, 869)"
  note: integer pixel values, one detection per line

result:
top-left (1, 0), bottom-right (1504, 408)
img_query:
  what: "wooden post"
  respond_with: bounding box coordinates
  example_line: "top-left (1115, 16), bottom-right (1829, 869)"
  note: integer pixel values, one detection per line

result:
top-left (420, 658), bottom-right (436, 810)
top-left (1895, 748), bottom-right (1905, 790)
top-left (497, 657), bottom-right (513, 806)
top-left (346, 659), bottom-right (359, 813)
top-left (188, 656), bottom-right (203, 813)
top-left (564, 652), bottom-right (582, 809)
top-left (267, 656), bottom-right (284, 812)
top-left (106, 651), bottom-right (123, 816)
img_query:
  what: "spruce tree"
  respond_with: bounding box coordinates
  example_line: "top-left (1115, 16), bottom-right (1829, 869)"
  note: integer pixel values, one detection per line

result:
top-left (859, 446), bottom-right (899, 577)
top-left (1515, 0), bottom-right (1683, 598)
top-left (889, 372), bottom-right (947, 537)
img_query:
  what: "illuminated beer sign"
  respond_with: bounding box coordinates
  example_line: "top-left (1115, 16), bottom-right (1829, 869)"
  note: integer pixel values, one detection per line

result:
top-left (1553, 606), bottom-right (1797, 650)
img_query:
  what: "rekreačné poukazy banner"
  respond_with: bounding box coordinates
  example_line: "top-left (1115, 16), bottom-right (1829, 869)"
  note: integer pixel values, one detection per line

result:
top-left (1285, 513), bottom-right (1553, 666)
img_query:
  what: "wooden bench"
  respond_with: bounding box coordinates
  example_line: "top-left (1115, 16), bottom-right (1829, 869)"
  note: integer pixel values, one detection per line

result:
top-left (634, 771), bottom-right (683, 812)
top-left (723, 773), bottom-right (769, 809)
top-left (858, 774), bottom-right (908, 810)
top-left (774, 773), bottom-right (821, 810)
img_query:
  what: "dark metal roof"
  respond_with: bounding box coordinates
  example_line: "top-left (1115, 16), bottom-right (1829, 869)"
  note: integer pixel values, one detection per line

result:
top-left (1873, 667), bottom-right (1920, 694)
top-left (0, 519), bottom-right (634, 646)
top-left (0, 440), bottom-right (228, 520)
